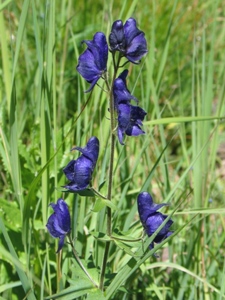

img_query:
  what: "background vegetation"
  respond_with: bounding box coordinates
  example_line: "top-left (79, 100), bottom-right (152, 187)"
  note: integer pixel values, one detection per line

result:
top-left (0, 0), bottom-right (225, 299)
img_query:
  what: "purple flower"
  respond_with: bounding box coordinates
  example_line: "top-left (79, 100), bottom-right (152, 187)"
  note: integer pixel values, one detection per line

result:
top-left (63, 137), bottom-right (99, 192)
top-left (109, 18), bottom-right (147, 63)
top-left (113, 70), bottom-right (146, 144)
top-left (117, 103), bottom-right (146, 145)
top-left (137, 192), bottom-right (173, 250)
top-left (46, 199), bottom-right (71, 253)
top-left (76, 32), bottom-right (108, 92)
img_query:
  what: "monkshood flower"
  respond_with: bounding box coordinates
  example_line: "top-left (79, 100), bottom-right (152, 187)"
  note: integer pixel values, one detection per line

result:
top-left (113, 70), bottom-right (146, 144)
top-left (137, 192), bottom-right (173, 250)
top-left (109, 18), bottom-right (147, 63)
top-left (76, 32), bottom-right (108, 92)
top-left (117, 103), bottom-right (146, 145)
top-left (63, 137), bottom-right (99, 192)
top-left (46, 198), bottom-right (71, 253)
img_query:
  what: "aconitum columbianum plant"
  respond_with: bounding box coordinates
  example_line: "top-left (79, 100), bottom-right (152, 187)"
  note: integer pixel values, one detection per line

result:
top-left (46, 17), bottom-right (174, 295)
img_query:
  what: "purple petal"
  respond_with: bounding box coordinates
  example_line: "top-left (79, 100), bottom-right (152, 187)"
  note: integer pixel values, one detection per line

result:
top-left (109, 20), bottom-right (125, 52)
top-left (145, 213), bottom-right (173, 237)
top-left (113, 70), bottom-right (138, 106)
top-left (74, 136), bottom-right (99, 164)
top-left (63, 160), bottom-right (76, 182)
top-left (137, 192), bottom-right (168, 224)
top-left (46, 199), bottom-right (71, 252)
top-left (63, 137), bottom-right (99, 192)
top-left (125, 33), bottom-right (148, 63)
top-left (76, 32), bottom-right (108, 92)
top-left (117, 103), bottom-right (146, 144)
top-left (49, 199), bottom-right (71, 233)
top-left (123, 18), bottom-right (147, 63)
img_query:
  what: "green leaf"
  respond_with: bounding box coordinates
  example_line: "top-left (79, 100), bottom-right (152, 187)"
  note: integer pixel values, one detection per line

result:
top-left (90, 231), bottom-right (111, 242)
top-left (92, 198), bottom-right (118, 213)
top-left (0, 198), bottom-right (21, 232)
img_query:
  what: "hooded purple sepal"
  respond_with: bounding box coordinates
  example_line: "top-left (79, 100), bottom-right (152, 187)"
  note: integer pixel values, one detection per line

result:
top-left (117, 103), bottom-right (146, 145)
top-left (63, 137), bottom-right (99, 193)
top-left (46, 198), bottom-right (71, 253)
top-left (137, 192), bottom-right (173, 251)
top-left (76, 32), bottom-right (108, 92)
top-left (109, 18), bottom-right (147, 63)
top-left (113, 70), bottom-right (138, 107)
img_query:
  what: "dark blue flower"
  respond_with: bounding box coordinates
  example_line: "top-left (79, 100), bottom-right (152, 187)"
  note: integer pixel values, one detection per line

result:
top-left (117, 103), bottom-right (146, 145)
top-left (109, 18), bottom-right (147, 63)
top-left (76, 32), bottom-right (108, 92)
top-left (113, 70), bottom-right (146, 144)
top-left (46, 198), bottom-right (71, 253)
top-left (63, 137), bottom-right (99, 192)
top-left (137, 192), bottom-right (173, 250)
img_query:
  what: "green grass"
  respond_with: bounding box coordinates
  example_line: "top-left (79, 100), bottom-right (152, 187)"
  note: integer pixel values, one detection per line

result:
top-left (1, 0), bottom-right (225, 299)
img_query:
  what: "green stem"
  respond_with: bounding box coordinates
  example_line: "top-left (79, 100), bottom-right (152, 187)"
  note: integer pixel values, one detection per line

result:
top-left (99, 52), bottom-right (121, 290)
top-left (67, 235), bottom-right (98, 288)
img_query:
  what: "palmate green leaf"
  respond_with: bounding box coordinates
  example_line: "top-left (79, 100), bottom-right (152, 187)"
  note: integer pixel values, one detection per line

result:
top-left (0, 198), bottom-right (21, 232)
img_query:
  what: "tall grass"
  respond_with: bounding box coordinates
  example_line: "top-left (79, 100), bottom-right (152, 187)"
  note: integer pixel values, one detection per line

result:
top-left (0, 0), bottom-right (225, 299)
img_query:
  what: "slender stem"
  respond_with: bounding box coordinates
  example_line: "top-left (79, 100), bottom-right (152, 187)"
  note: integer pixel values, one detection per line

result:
top-left (99, 53), bottom-right (121, 290)
top-left (67, 235), bottom-right (98, 288)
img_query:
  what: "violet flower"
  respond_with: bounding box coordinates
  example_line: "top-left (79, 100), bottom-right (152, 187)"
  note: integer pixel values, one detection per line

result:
top-left (109, 18), bottom-right (147, 63)
top-left (117, 103), bottom-right (146, 145)
top-left (77, 32), bottom-right (108, 92)
top-left (113, 70), bottom-right (146, 145)
top-left (63, 137), bottom-right (99, 192)
top-left (137, 192), bottom-right (173, 250)
top-left (46, 198), bottom-right (71, 253)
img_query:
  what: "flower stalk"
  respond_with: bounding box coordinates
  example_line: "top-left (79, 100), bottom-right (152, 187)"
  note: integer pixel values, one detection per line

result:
top-left (99, 54), bottom-right (121, 290)
top-left (67, 235), bottom-right (98, 288)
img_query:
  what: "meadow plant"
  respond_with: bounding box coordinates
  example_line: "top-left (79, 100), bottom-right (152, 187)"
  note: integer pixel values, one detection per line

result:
top-left (1, 2), bottom-right (225, 299)
top-left (45, 17), bottom-right (173, 296)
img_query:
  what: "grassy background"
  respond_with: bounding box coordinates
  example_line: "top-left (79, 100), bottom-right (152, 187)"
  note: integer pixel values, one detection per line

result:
top-left (0, 0), bottom-right (225, 299)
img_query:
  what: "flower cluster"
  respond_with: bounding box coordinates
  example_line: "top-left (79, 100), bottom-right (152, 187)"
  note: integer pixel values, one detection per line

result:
top-left (109, 18), bottom-right (148, 63)
top-left (46, 137), bottom-right (99, 252)
top-left (137, 192), bottom-right (173, 250)
top-left (77, 17), bottom-right (147, 144)
top-left (46, 17), bottom-right (174, 258)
